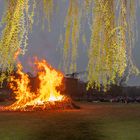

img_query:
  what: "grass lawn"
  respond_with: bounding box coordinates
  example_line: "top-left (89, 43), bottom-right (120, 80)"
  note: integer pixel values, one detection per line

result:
top-left (0, 102), bottom-right (139, 140)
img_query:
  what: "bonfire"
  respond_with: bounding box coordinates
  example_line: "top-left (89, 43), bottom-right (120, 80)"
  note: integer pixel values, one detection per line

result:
top-left (1, 58), bottom-right (72, 111)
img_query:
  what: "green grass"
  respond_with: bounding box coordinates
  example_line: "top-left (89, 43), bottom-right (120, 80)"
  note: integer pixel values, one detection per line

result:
top-left (0, 102), bottom-right (139, 140)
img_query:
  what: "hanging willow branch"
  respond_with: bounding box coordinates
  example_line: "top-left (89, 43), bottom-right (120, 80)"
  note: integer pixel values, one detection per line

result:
top-left (121, 0), bottom-right (139, 80)
top-left (39, 0), bottom-right (54, 31)
top-left (0, 0), bottom-right (54, 83)
top-left (87, 0), bottom-right (138, 90)
top-left (88, 0), bottom-right (126, 90)
top-left (63, 0), bottom-right (81, 73)
top-left (0, 0), bottom-right (32, 82)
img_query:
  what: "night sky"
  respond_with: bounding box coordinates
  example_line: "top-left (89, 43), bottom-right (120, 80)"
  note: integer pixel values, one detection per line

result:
top-left (0, 0), bottom-right (140, 86)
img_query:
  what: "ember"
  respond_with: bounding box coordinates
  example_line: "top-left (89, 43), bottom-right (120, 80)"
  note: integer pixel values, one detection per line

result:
top-left (1, 58), bottom-right (72, 111)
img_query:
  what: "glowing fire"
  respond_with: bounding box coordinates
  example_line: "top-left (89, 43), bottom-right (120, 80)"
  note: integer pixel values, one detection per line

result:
top-left (3, 58), bottom-right (71, 111)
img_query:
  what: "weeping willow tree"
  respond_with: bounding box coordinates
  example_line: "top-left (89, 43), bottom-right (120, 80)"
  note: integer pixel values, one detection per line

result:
top-left (88, 0), bottom-right (127, 90)
top-left (87, 0), bottom-right (139, 90)
top-left (0, 0), bottom-right (139, 90)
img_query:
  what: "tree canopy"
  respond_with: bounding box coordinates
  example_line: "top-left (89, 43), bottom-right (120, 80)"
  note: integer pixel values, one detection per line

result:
top-left (0, 0), bottom-right (139, 90)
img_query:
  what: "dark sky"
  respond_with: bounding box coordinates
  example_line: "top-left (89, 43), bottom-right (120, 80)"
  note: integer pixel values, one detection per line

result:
top-left (0, 0), bottom-right (140, 86)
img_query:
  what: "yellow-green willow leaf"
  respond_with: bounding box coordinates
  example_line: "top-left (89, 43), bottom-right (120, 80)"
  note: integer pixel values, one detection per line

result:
top-left (63, 0), bottom-right (81, 73)
top-left (42, 0), bottom-right (54, 32)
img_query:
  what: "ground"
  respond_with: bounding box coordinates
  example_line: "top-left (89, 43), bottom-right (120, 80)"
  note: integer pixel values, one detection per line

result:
top-left (0, 102), bottom-right (139, 140)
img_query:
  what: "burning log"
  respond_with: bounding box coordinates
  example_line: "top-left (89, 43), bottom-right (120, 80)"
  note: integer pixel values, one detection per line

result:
top-left (0, 97), bottom-right (78, 112)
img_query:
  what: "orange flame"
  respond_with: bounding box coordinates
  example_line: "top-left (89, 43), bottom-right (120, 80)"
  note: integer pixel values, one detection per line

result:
top-left (6, 58), bottom-right (67, 111)
top-left (14, 48), bottom-right (21, 60)
top-left (9, 63), bottom-right (34, 110)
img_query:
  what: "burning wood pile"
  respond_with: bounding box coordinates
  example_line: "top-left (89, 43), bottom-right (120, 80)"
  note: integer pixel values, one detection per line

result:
top-left (0, 58), bottom-right (73, 111)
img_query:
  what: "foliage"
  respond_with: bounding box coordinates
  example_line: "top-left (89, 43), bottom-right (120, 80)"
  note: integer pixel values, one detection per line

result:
top-left (0, 0), bottom-right (32, 82)
top-left (0, 0), bottom-right (139, 90)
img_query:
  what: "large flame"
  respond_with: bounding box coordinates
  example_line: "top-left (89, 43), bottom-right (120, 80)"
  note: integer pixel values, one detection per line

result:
top-left (5, 58), bottom-right (69, 111)
top-left (9, 63), bottom-right (34, 110)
